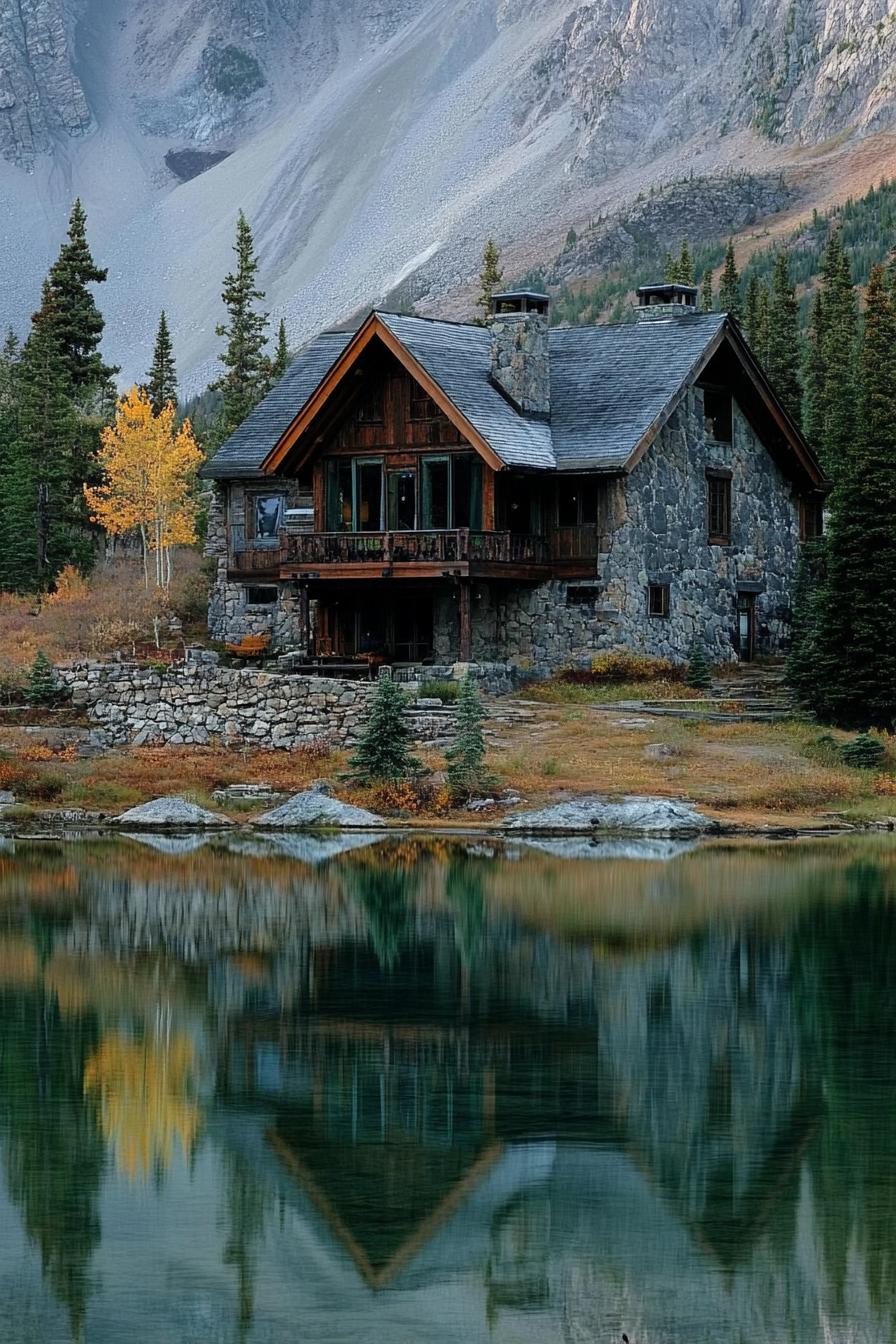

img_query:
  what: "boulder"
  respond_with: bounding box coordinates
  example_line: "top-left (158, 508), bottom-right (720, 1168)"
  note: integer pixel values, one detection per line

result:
top-left (113, 796), bottom-right (230, 829)
top-left (503, 795), bottom-right (715, 836)
top-left (253, 791), bottom-right (385, 830)
top-left (0, 791), bottom-right (15, 807)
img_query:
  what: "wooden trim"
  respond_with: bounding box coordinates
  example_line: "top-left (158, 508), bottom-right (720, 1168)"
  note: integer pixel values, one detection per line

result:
top-left (261, 314), bottom-right (505, 476)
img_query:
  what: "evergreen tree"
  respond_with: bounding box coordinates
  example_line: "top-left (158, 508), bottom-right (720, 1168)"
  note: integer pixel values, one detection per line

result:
top-left (789, 264), bottom-right (896, 729)
top-left (475, 238), bottom-right (503, 324)
top-left (719, 240), bottom-right (741, 319)
top-left (802, 289), bottom-right (827, 454)
top-left (349, 670), bottom-right (421, 782)
top-left (686, 639), bottom-right (713, 689)
top-left (743, 275), bottom-right (763, 348)
top-left (445, 677), bottom-right (494, 801)
top-left (700, 267), bottom-right (714, 312)
top-left (213, 211), bottom-right (272, 437)
top-left (663, 250), bottom-right (679, 284)
top-left (145, 311), bottom-right (177, 414)
top-left (272, 319), bottom-right (290, 380)
top-left (25, 651), bottom-right (61, 706)
top-left (0, 286), bottom-right (84, 591)
top-left (754, 283), bottom-right (771, 366)
top-left (43, 199), bottom-right (117, 403)
top-left (765, 250), bottom-right (803, 423)
top-left (818, 230), bottom-right (858, 480)
top-left (677, 240), bottom-right (695, 286)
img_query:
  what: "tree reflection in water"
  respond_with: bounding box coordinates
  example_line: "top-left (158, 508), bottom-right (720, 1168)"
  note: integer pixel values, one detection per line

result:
top-left (0, 836), bottom-right (892, 1342)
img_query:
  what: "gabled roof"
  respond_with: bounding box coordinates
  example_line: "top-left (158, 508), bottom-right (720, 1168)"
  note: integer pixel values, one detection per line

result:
top-left (201, 331), bottom-right (352, 480)
top-left (203, 308), bottom-right (824, 488)
top-left (549, 313), bottom-right (728, 471)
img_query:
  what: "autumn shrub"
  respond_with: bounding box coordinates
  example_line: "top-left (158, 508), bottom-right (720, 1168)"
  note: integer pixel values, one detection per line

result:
top-left (295, 735), bottom-right (334, 763)
top-left (369, 778), bottom-right (452, 816)
top-left (873, 773), bottom-right (896, 796)
top-left (570, 653), bottom-right (686, 684)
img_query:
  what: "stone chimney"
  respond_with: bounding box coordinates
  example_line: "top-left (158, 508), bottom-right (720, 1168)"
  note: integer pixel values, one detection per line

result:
top-left (488, 290), bottom-right (551, 418)
top-left (635, 282), bottom-right (699, 322)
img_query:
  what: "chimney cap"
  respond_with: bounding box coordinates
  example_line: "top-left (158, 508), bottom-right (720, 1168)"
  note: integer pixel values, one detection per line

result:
top-left (636, 282), bottom-right (699, 307)
top-left (490, 290), bottom-right (550, 317)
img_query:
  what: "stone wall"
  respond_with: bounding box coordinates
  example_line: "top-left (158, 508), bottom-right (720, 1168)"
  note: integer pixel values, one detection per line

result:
top-left (57, 662), bottom-right (515, 751)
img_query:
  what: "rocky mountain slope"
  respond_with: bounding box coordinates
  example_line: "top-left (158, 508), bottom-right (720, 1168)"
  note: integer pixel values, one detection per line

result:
top-left (3, 0), bottom-right (896, 385)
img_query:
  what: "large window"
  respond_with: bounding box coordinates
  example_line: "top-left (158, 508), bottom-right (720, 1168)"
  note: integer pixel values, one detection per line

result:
top-left (388, 470), bottom-right (417, 531)
top-left (249, 494), bottom-right (284, 546)
top-left (707, 470), bottom-right (732, 545)
top-left (325, 459), bottom-right (384, 531)
top-left (421, 455), bottom-right (482, 530)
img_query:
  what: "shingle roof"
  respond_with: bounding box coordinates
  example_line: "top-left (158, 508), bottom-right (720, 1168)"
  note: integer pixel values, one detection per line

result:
top-left (377, 312), bottom-right (555, 469)
top-left (200, 331), bottom-right (353, 479)
top-left (548, 313), bottom-right (727, 471)
top-left (201, 310), bottom-right (739, 480)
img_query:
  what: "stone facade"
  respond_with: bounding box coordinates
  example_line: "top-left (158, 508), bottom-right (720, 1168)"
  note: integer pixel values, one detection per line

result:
top-left (206, 483), bottom-right (306, 649)
top-left (488, 311), bottom-right (550, 416)
top-left (208, 388), bottom-right (802, 672)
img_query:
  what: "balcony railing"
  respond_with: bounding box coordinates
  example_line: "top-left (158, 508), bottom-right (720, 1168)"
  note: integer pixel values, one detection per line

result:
top-left (231, 527), bottom-right (603, 572)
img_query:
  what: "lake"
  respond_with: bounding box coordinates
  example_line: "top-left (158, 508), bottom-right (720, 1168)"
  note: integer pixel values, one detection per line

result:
top-left (0, 832), bottom-right (894, 1344)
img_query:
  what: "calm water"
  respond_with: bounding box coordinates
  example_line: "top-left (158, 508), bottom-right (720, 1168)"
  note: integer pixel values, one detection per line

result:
top-left (0, 833), bottom-right (895, 1344)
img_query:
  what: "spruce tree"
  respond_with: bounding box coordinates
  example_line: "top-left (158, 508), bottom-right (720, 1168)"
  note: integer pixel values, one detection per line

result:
top-left (744, 275), bottom-right (763, 348)
top-left (445, 677), bottom-right (494, 801)
top-left (754, 283), bottom-right (771, 366)
top-left (349, 670), bottom-right (422, 782)
top-left (790, 264), bottom-right (896, 729)
top-left (272, 319), bottom-right (290, 380)
top-left (663, 250), bottom-right (679, 284)
top-left (700, 267), bottom-right (714, 312)
top-left (765, 250), bottom-right (803, 423)
top-left (475, 238), bottom-right (503, 324)
top-left (802, 289), bottom-right (826, 455)
top-left (677, 240), bottom-right (695, 286)
top-left (214, 211), bottom-right (272, 436)
top-left (145, 311), bottom-right (177, 414)
top-left (818, 230), bottom-right (857, 480)
top-left (25, 651), bottom-right (61, 706)
top-left (719, 240), bottom-right (740, 319)
top-left (686, 639), bottom-right (713, 690)
top-left (43, 199), bottom-right (117, 402)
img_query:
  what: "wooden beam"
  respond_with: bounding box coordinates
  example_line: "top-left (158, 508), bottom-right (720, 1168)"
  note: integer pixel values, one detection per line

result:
top-left (458, 580), bottom-right (472, 662)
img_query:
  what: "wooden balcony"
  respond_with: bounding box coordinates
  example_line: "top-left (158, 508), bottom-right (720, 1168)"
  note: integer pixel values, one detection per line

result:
top-left (230, 527), bottom-right (602, 582)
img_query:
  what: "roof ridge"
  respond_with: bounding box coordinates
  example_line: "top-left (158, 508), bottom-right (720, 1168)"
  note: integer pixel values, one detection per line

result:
top-left (376, 309), bottom-right (485, 331)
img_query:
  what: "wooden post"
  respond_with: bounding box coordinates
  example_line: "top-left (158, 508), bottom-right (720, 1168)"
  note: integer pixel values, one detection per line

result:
top-left (458, 580), bottom-right (472, 662)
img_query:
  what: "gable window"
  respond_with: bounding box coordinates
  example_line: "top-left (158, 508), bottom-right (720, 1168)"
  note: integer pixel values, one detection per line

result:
top-left (244, 585), bottom-right (278, 606)
top-left (421, 455), bottom-right (482, 530)
top-left (355, 388), bottom-right (384, 424)
top-left (409, 391), bottom-right (444, 422)
top-left (249, 494), bottom-right (284, 547)
top-left (648, 583), bottom-right (670, 618)
top-left (706, 470), bottom-right (732, 545)
top-left (703, 386), bottom-right (733, 444)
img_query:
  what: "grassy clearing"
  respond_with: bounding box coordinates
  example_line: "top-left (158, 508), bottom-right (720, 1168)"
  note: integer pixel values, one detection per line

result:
top-left (523, 677), bottom-right (703, 705)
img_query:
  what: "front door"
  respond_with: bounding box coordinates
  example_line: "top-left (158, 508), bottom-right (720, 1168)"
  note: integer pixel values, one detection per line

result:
top-left (737, 593), bottom-right (756, 662)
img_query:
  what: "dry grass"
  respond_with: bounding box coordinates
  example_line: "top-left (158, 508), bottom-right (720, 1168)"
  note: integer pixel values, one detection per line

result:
top-left (524, 677), bottom-right (702, 705)
top-left (0, 553), bottom-right (210, 693)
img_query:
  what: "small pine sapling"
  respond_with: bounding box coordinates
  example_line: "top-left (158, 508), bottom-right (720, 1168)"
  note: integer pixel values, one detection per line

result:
top-left (685, 640), bottom-right (713, 691)
top-left (445, 677), bottom-right (494, 802)
top-left (25, 651), bottom-right (61, 707)
top-left (349, 670), bottom-right (422, 783)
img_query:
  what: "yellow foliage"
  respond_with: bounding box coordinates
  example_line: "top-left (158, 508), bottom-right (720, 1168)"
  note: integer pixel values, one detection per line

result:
top-left (44, 565), bottom-right (90, 607)
top-left (84, 1029), bottom-right (201, 1180)
top-left (85, 387), bottom-right (204, 587)
top-left (874, 773), bottom-right (896, 796)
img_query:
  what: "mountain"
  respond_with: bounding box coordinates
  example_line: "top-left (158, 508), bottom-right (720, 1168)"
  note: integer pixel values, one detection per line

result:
top-left (4, 0), bottom-right (896, 387)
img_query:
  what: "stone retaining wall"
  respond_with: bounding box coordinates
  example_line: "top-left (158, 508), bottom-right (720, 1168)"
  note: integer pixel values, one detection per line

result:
top-left (58, 662), bottom-right (510, 751)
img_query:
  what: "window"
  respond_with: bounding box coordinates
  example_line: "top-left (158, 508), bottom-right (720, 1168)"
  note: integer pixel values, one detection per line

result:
top-left (245, 585), bottom-right (278, 606)
top-left (249, 494), bottom-right (284, 546)
top-left (557, 477), bottom-right (599, 528)
top-left (410, 391), bottom-right (444, 422)
top-left (707, 471), bottom-right (732, 544)
top-left (356, 388), bottom-right (384, 424)
top-left (648, 583), bottom-right (670, 618)
top-left (388, 469), bottom-right (417, 531)
top-left (800, 497), bottom-right (824, 541)
top-left (421, 455), bottom-right (482, 529)
top-left (325, 458), bottom-right (384, 531)
top-left (702, 386), bottom-right (733, 444)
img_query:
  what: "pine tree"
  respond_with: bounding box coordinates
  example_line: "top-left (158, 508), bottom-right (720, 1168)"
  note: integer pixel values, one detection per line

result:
top-left (0, 286), bottom-right (84, 591)
top-left (272, 319), bottom-right (290, 380)
top-left (349, 670), bottom-right (422, 782)
top-left (754, 283), bottom-right (771, 366)
top-left (719, 240), bottom-right (740, 319)
top-left (445, 677), bottom-right (494, 801)
top-left (663, 250), bottom-right (679, 284)
top-left (43, 199), bottom-right (117, 403)
top-left (145, 311), bottom-right (177, 414)
top-left (677, 240), bottom-right (695, 286)
top-left (743, 275), bottom-right (763, 348)
top-left (700, 267), bottom-right (714, 312)
top-left (789, 264), bottom-right (896, 729)
top-left (765, 250), bottom-right (803, 423)
top-left (25, 651), bottom-right (61, 706)
top-left (818, 230), bottom-right (858, 480)
top-left (214, 211), bottom-right (272, 437)
top-left (475, 238), bottom-right (503, 324)
top-left (802, 289), bottom-right (826, 454)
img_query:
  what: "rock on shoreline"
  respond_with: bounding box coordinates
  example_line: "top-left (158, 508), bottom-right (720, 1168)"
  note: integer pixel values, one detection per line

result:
top-left (252, 792), bottom-right (386, 831)
top-left (503, 796), bottom-right (716, 836)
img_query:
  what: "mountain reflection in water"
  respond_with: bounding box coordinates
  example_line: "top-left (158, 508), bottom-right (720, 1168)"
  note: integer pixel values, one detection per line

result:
top-left (0, 835), bottom-right (893, 1344)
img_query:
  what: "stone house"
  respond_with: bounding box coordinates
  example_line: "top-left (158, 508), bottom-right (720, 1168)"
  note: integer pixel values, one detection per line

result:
top-left (202, 284), bottom-right (826, 673)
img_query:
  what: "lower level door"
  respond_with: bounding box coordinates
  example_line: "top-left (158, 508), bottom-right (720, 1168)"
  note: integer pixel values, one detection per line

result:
top-left (737, 593), bottom-right (756, 662)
